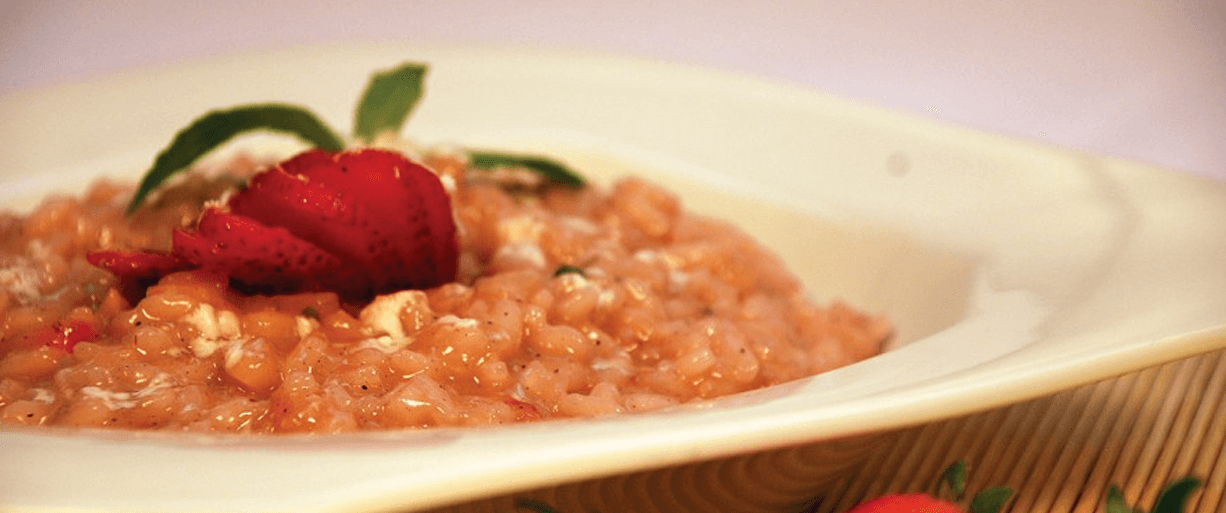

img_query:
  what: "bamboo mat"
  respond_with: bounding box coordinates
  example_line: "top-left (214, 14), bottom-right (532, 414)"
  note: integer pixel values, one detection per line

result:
top-left (811, 349), bottom-right (1226, 513)
top-left (423, 349), bottom-right (1226, 513)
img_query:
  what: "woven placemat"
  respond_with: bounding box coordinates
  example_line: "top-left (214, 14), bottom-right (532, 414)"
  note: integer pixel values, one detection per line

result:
top-left (811, 349), bottom-right (1226, 513)
top-left (423, 349), bottom-right (1226, 513)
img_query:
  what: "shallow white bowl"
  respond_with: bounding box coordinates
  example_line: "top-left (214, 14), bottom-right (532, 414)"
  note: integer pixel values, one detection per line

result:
top-left (2, 43), bottom-right (1224, 513)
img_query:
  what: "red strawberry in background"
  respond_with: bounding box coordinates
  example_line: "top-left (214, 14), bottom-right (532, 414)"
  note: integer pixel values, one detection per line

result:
top-left (843, 462), bottom-right (1012, 513)
top-left (845, 492), bottom-right (963, 513)
top-left (88, 148), bottom-right (458, 303)
top-left (839, 461), bottom-right (1200, 513)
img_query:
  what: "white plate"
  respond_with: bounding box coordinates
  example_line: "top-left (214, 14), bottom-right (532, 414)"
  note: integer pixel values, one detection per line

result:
top-left (2, 43), bottom-right (1224, 513)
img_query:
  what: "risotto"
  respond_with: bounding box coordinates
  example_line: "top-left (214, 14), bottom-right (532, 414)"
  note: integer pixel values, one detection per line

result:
top-left (0, 61), bottom-right (890, 433)
top-left (0, 148), bottom-right (889, 433)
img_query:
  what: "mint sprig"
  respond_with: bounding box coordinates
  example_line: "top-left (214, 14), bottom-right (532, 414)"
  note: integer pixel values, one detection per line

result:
top-left (353, 62), bottom-right (427, 142)
top-left (469, 151), bottom-right (587, 188)
top-left (125, 61), bottom-right (587, 216)
top-left (125, 103), bottom-right (343, 214)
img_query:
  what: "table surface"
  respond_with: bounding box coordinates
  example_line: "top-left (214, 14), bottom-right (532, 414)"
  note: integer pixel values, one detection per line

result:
top-left (2, 1), bottom-right (1223, 182)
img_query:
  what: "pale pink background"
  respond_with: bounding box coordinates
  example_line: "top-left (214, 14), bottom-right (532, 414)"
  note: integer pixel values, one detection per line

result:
top-left (2, 0), bottom-right (1223, 181)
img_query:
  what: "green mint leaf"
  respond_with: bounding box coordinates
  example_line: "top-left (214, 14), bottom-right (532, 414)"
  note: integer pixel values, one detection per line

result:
top-left (469, 150), bottom-right (587, 188)
top-left (939, 461), bottom-right (969, 501)
top-left (513, 498), bottom-right (561, 513)
top-left (1151, 476), bottom-right (1201, 513)
top-left (969, 486), bottom-right (1013, 513)
top-left (126, 103), bottom-right (344, 214)
top-left (353, 62), bottom-right (427, 142)
top-left (553, 264), bottom-right (586, 277)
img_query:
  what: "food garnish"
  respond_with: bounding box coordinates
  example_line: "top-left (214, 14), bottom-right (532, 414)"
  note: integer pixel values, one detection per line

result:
top-left (101, 61), bottom-right (588, 302)
top-left (352, 62), bottom-right (427, 142)
top-left (469, 151), bottom-right (586, 188)
top-left (126, 104), bottom-right (344, 214)
top-left (124, 62), bottom-right (583, 215)
top-left (92, 147), bottom-right (458, 302)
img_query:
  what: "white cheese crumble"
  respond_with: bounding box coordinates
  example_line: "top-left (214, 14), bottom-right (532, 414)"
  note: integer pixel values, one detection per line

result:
top-left (359, 335), bottom-right (404, 354)
top-left (0, 259), bottom-right (43, 304)
top-left (437, 314), bottom-right (479, 329)
top-left (295, 315), bottom-right (318, 338)
top-left (182, 304), bottom-right (243, 358)
top-left (555, 272), bottom-right (590, 291)
top-left (80, 373), bottom-right (173, 410)
top-left (493, 241), bottom-right (546, 269)
top-left (356, 290), bottom-right (430, 353)
top-left (497, 214), bottom-right (544, 244)
top-left (30, 388), bottom-right (55, 404)
top-left (224, 337), bottom-right (258, 369)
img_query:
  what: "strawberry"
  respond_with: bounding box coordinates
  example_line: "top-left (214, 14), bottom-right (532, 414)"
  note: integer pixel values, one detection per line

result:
top-left (845, 493), bottom-right (962, 513)
top-left (171, 208), bottom-right (366, 297)
top-left (89, 148), bottom-right (458, 302)
top-left (844, 461), bottom-right (1011, 513)
top-left (841, 461), bottom-right (1200, 513)
top-left (86, 250), bottom-right (193, 304)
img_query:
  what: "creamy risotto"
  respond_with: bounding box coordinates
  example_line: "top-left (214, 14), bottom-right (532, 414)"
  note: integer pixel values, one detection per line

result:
top-left (0, 149), bottom-right (890, 433)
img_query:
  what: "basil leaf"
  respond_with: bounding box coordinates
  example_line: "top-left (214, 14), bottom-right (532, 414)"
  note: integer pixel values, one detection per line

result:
top-left (353, 62), bottom-right (427, 142)
top-left (469, 151), bottom-right (587, 188)
top-left (126, 103), bottom-right (344, 214)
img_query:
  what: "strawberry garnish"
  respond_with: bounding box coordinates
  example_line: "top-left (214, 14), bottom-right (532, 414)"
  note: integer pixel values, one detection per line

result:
top-left (89, 148), bottom-right (458, 302)
top-left (86, 250), bottom-right (193, 304)
top-left (172, 208), bottom-right (365, 297)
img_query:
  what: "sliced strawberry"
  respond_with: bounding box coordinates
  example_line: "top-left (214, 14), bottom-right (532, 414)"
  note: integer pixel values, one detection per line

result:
top-left (89, 148), bottom-right (458, 303)
top-left (173, 208), bottom-right (369, 297)
top-left (285, 148), bottom-right (458, 286)
top-left (86, 250), bottom-right (192, 304)
top-left (229, 149), bottom-right (457, 292)
top-left (87, 250), bottom-right (190, 279)
top-left (228, 166), bottom-right (392, 282)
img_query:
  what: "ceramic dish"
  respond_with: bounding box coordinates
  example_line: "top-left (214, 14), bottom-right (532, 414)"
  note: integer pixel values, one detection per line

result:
top-left (2, 43), bottom-right (1224, 513)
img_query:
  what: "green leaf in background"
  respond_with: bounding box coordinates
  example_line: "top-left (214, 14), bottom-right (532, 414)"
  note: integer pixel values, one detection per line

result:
top-left (1150, 476), bottom-right (1200, 513)
top-left (469, 151), bottom-right (587, 188)
top-left (513, 498), bottom-right (561, 513)
top-left (1105, 486), bottom-right (1137, 513)
top-left (126, 103), bottom-right (344, 214)
top-left (940, 461), bottom-right (969, 500)
top-left (969, 486), bottom-right (1014, 513)
top-left (353, 62), bottom-right (428, 142)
